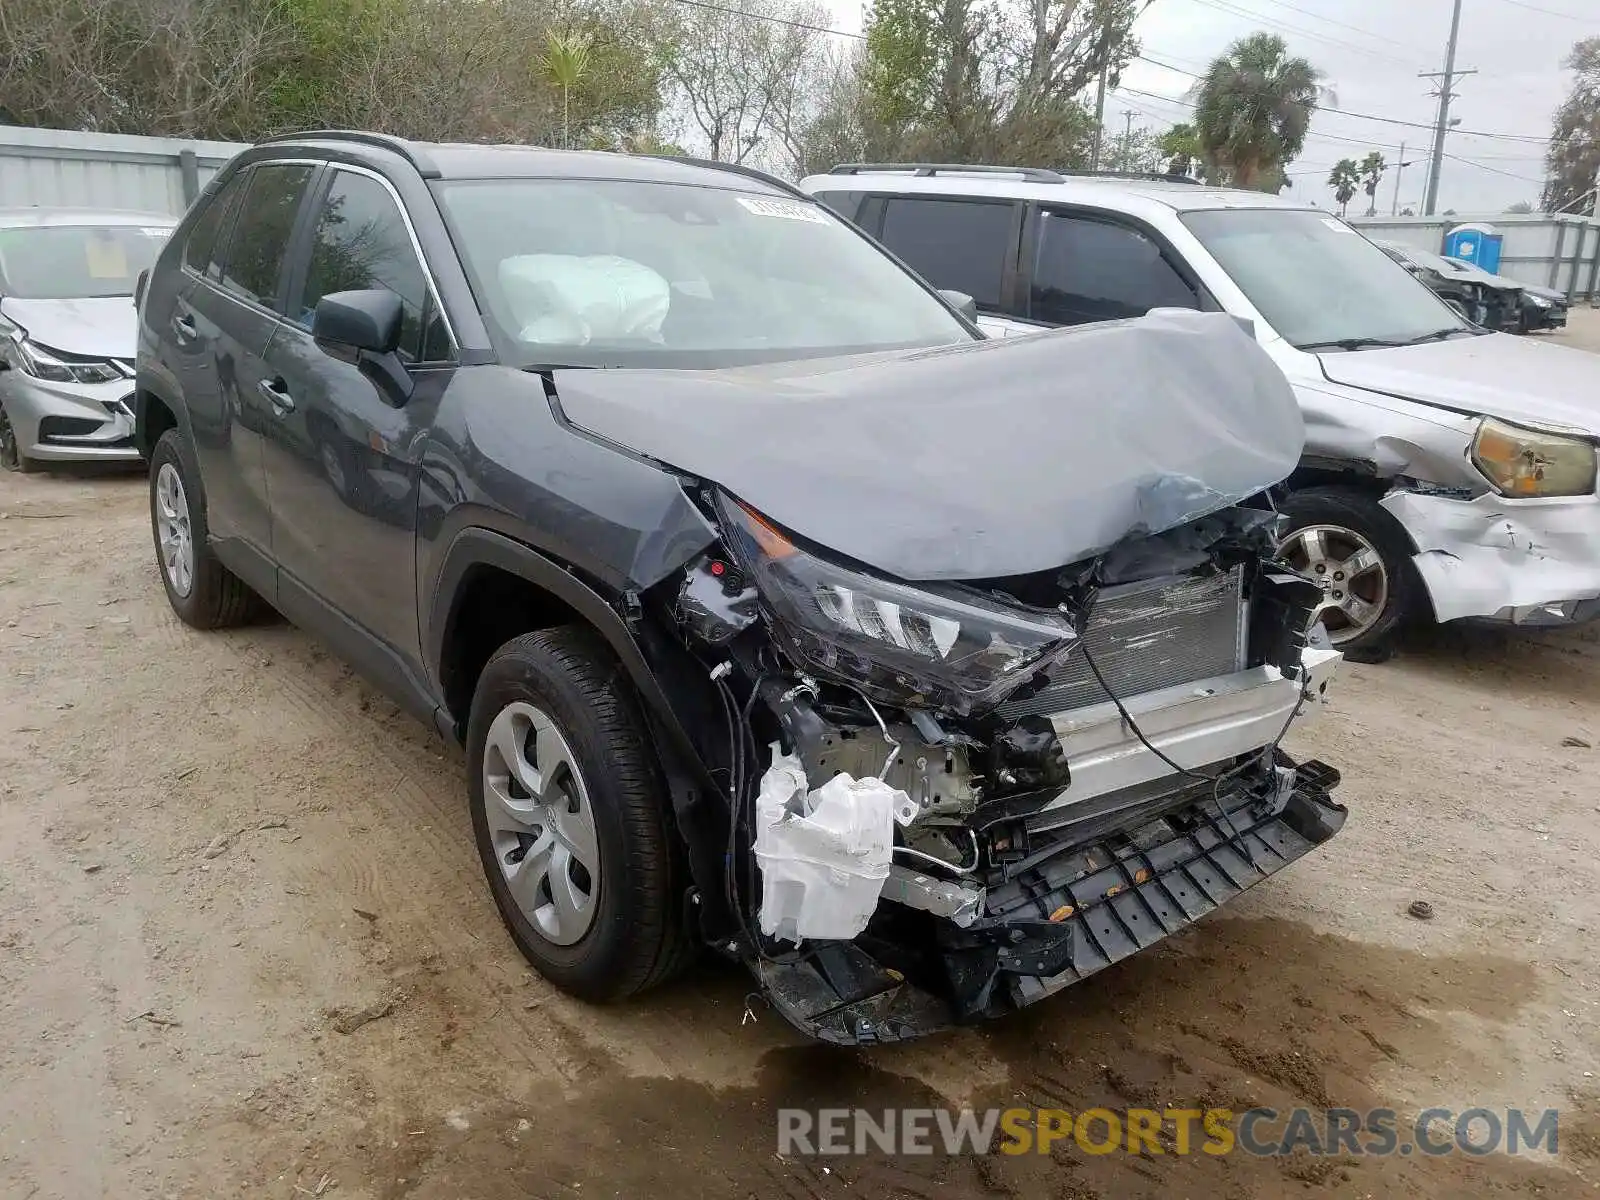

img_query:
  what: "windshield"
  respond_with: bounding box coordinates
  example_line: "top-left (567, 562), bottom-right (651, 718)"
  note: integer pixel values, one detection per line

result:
top-left (1181, 208), bottom-right (1470, 349)
top-left (435, 179), bottom-right (974, 368)
top-left (0, 224), bottom-right (171, 299)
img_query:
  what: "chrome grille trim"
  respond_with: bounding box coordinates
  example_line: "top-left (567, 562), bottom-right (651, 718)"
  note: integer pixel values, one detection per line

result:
top-left (995, 568), bottom-right (1247, 721)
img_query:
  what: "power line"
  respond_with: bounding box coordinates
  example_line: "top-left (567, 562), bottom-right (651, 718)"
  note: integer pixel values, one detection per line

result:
top-left (1223, 0), bottom-right (1425, 57)
top-left (1441, 152), bottom-right (1544, 184)
top-left (1126, 61), bottom-right (1560, 145)
top-left (1114, 85), bottom-right (1545, 182)
top-left (1180, 0), bottom-right (1430, 70)
top-left (667, 0), bottom-right (865, 39)
top-left (1492, 0), bottom-right (1592, 22)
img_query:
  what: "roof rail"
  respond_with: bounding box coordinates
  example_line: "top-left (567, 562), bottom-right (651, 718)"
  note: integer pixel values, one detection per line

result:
top-left (829, 163), bottom-right (1065, 182)
top-left (649, 154), bottom-right (814, 201)
top-left (1056, 169), bottom-right (1205, 185)
top-left (828, 163), bottom-right (1206, 186)
top-left (254, 129), bottom-right (440, 178)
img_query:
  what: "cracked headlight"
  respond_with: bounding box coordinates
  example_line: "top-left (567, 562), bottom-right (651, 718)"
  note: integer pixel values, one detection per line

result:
top-left (1471, 417), bottom-right (1597, 498)
top-left (719, 495), bottom-right (1076, 714)
top-left (0, 335), bottom-right (121, 385)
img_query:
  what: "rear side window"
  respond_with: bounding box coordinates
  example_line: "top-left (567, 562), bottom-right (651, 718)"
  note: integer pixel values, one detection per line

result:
top-left (813, 190), bottom-right (865, 222)
top-left (878, 198), bottom-right (1016, 309)
top-left (216, 163), bottom-right (315, 309)
top-left (292, 170), bottom-right (447, 361)
top-left (182, 173), bottom-right (247, 278)
top-left (1030, 212), bottom-right (1197, 326)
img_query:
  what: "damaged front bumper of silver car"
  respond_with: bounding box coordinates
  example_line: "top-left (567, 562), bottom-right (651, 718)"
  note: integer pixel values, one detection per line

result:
top-left (1383, 487), bottom-right (1600, 627)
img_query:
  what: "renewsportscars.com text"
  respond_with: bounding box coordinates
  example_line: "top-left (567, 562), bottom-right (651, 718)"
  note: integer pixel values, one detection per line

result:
top-left (777, 1106), bottom-right (1561, 1158)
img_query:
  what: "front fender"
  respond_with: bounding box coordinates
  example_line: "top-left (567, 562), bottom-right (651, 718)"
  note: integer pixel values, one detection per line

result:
top-left (424, 526), bottom-right (734, 934)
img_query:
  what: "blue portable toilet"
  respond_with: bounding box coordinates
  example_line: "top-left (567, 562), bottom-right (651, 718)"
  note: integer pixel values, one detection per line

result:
top-left (1442, 223), bottom-right (1504, 274)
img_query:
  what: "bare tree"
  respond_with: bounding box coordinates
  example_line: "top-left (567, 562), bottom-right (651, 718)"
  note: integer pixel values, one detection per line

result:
top-left (0, 0), bottom-right (295, 138)
top-left (662, 0), bottom-right (830, 163)
top-left (0, 0), bottom-right (670, 150)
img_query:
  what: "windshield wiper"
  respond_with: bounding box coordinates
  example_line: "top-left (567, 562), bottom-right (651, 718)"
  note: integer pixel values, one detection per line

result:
top-left (1294, 336), bottom-right (1411, 352)
top-left (1404, 327), bottom-right (1476, 344)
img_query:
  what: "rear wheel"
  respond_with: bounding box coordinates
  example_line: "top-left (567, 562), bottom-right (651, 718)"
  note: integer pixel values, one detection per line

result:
top-left (0, 403), bottom-right (36, 473)
top-left (148, 430), bottom-right (262, 628)
top-left (1279, 487), bottom-right (1424, 658)
top-left (467, 627), bottom-right (696, 1001)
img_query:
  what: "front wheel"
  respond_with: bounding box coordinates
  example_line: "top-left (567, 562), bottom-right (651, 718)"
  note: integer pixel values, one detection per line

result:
top-left (1278, 487), bottom-right (1425, 658)
top-left (0, 402), bottom-right (36, 473)
top-left (467, 627), bottom-right (696, 1001)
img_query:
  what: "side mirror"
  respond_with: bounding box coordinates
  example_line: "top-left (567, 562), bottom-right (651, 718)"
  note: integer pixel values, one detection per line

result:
top-left (939, 289), bottom-right (979, 322)
top-left (312, 289), bottom-right (402, 354)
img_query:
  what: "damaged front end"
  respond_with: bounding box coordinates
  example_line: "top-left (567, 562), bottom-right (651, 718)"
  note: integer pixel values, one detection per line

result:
top-left (670, 490), bottom-right (1345, 1045)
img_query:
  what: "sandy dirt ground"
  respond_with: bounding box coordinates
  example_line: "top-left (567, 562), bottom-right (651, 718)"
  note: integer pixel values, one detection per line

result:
top-left (4, 315), bottom-right (1600, 1199)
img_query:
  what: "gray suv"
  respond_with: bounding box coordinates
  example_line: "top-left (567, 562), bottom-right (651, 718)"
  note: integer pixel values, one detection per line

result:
top-left (136, 132), bottom-right (1344, 1044)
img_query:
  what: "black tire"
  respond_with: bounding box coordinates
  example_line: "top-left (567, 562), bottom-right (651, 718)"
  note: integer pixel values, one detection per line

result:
top-left (468, 627), bottom-right (696, 1002)
top-left (148, 429), bottom-right (262, 629)
top-left (0, 402), bottom-right (36, 473)
top-left (1279, 487), bottom-right (1426, 660)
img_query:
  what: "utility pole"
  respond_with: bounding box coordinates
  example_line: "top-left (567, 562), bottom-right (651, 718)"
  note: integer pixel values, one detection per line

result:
top-left (1390, 141), bottom-right (1416, 215)
top-left (1420, 0), bottom-right (1477, 216)
top-left (1090, 0), bottom-right (1156, 172)
top-left (1120, 110), bottom-right (1137, 170)
top-left (1091, 57), bottom-right (1109, 171)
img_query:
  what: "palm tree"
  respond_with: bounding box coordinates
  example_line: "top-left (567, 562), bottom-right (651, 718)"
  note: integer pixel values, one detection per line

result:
top-left (1328, 159), bottom-right (1359, 215)
top-left (1193, 33), bottom-right (1326, 192)
top-left (542, 31), bottom-right (591, 150)
top-left (1359, 151), bottom-right (1386, 216)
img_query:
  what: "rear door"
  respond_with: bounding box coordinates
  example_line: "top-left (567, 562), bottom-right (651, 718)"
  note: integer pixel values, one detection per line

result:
top-left (1022, 207), bottom-right (1204, 327)
top-left (259, 165), bottom-right (455, 688)
top-left (177, 161), bottom-right (317, 573)
top-left (872, 195), bottom-right (1024, 319)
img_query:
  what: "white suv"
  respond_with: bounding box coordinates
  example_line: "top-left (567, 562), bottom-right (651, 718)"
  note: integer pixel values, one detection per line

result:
top-left (800, 164), bottom-right (1600, 657)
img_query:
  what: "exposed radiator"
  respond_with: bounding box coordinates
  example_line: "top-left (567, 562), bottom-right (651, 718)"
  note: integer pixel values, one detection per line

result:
top-left (994, 567), bottom-right (1247, 721)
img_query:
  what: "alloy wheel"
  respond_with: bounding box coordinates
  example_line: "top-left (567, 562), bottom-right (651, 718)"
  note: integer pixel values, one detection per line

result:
top-left (482, 701), bottom-right (600, 946)
top-left (155, 462), bottom-right (195, 598)
top-left (1281, 523), bottom-right (1388, 645)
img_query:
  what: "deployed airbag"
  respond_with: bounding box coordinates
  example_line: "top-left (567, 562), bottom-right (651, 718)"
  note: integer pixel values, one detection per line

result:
top-left (499, 254), bottom-right (669, 345)
top-left (553, 310), bottom-right (1304, 580)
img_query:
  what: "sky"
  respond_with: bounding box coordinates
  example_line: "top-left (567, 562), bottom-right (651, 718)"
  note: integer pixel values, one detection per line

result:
top-left (819, 0), bottom-right (1593, 216)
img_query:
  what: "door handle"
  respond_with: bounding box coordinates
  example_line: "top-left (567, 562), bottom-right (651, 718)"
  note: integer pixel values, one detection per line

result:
top-left (171, 313), bottom-right (197, 341)
top-left (258, 377), bottom-right (295, 414)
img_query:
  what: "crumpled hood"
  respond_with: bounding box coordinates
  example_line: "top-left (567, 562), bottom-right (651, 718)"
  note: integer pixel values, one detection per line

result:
top-left (0, 296), bottom-right (135, 359)
top-left (1522, 283), bottom-right (1567, 304)
top-left (553, 310), bottom-right (1305, 581)
top-left (1316, 332), bottom-right (1600, 438)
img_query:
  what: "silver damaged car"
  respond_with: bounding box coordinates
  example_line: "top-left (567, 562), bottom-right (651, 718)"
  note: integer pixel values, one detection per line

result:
top-left (0, 208), bottom-right (175, 472)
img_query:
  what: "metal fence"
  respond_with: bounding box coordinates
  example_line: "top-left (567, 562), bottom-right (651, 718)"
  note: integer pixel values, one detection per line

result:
top-left (0, 125), bottom-right (248, 217)
top-left (1350, 212), bottom-right (1600, 301)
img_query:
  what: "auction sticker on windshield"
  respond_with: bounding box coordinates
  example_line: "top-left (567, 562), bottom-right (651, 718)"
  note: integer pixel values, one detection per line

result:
top-left (736, 196), bottom-right (829, 223)
top-left (1320, 217), bottom-right (1355, 234)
